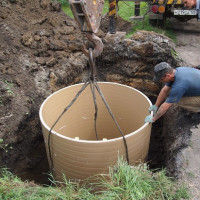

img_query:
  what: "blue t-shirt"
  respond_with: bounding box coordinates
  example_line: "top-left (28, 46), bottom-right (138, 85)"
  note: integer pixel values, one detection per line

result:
top-left (165, 67), bottom-right (200, 103)
top-left (197, 0), bottom-right (200, 19)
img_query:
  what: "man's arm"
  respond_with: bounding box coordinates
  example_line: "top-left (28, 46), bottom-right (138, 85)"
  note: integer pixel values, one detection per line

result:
top-left (153, 102), bottom-right (173, 122)
top-left (155, 85), bottom-right (171, 107)
top-left (145, 84), bottom-right (172, 123)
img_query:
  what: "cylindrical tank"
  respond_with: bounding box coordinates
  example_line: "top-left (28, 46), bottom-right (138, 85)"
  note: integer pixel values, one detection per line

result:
top-left (39, 82), bottom-right (152, 181)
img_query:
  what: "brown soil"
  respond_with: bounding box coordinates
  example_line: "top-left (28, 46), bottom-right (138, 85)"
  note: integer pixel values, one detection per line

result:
top-left (0, 0), bottom-right (85, 184)
top-left (171, 18), bottom-right (200, 67)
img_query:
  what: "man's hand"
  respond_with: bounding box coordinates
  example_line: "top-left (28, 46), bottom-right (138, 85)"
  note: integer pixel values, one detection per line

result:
top-left (145, 115), bottom-right (154, 123)
top-left (148, 105), bottom-right (158, 115)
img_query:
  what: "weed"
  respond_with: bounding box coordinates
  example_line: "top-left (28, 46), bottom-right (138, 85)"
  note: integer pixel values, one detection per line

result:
top-left (187, 172), bottom-right (196, 179)
top-left (0, 158), bottom-right (189, 199)
top-left (98, 158), bottom-right (190, 200)
top-left (0, 139), bottom-right (9, 153)
top-left (173, 185), bottom-right (190, 199)
top-left (171, 48), bottom-right (179, 58)
top-left (29, 98), bottom-right (35, 104)
top-left (3, 80), bottom-right (14, 96)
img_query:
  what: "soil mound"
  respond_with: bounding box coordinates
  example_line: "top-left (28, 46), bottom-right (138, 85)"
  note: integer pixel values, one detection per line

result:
top-left (0, 0), bottom-right (87, 183)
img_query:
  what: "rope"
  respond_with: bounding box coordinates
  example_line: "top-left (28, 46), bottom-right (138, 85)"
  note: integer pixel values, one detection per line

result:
top-left (94, 80), bottom-right (129, 164)
top-left (47, 56), bottom-right (130, 173)
top-left (89, 79), bottom-right (99, 140)
top-left (48, 78), bottom-right (90, 172)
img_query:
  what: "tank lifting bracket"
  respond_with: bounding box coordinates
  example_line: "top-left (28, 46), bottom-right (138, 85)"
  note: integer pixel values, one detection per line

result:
top-left (69, 0), bottom-right (104, 33)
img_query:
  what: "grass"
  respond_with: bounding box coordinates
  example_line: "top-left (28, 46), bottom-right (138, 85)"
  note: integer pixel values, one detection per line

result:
top-left (0, 158), bottom-right (190, 200)
top-left (3, 80), bottom-right (14, 96)
top-left (97, 159), bottom-right (190, 200)
top-left (62, 1), bottom-right (73, 18)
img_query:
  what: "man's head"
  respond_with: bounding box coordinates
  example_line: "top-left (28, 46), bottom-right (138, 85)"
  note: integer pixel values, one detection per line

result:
top-left (182, 0), bottom-right (196, 8)
top-left (153, 62), bottom-right (174, 83)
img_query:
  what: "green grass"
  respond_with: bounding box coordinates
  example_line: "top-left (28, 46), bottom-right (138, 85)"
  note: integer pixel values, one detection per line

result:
top-left (0, 158), bottom-right (190, 200)
top-left (3, 80), bottom-right (14, 96)
top-left (62, 1), bottom-right (73, 18)
top-left (97, 159), bottom-right (190, 200)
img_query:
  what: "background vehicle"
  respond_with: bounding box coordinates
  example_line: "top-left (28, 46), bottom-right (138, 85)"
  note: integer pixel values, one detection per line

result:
top-left (108, 0), bottom-right (198, 31)
top-left (148, 0), bottom-right (198, 27)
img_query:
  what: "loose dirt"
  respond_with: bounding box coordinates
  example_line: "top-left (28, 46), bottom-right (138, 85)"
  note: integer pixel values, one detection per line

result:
top-left (171, 18), bottom-right (200, 67)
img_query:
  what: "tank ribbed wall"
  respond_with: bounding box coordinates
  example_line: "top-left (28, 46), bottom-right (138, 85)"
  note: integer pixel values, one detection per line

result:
top-left (39, 82), bottom-right (152, 181)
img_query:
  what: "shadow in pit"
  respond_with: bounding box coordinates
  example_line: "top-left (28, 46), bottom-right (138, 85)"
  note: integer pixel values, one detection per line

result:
top-left (147, 118), bottom-right (166, 170)
top-left (147, 105), bottom-right (200, 178)
top-left (13, 139), bottom-right (51, 185)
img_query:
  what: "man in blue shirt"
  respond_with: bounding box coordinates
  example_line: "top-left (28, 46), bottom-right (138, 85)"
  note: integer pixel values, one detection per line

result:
top-left (182, 0), bottom-right (200, 19)
top-left (145, 62), bottom-right (200, 123)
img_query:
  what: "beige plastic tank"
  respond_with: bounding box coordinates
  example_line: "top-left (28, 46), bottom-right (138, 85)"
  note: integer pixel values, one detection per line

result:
top-left (39, 82), bottom-right (152, 181)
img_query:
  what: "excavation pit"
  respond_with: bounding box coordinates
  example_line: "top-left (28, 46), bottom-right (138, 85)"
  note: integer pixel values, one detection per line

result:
top-left (39, 82), bottom-right (152, 181)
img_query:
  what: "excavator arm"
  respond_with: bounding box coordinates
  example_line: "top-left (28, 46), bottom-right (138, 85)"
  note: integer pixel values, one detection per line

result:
top-left (69, 0), bottom-right (104, 57)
